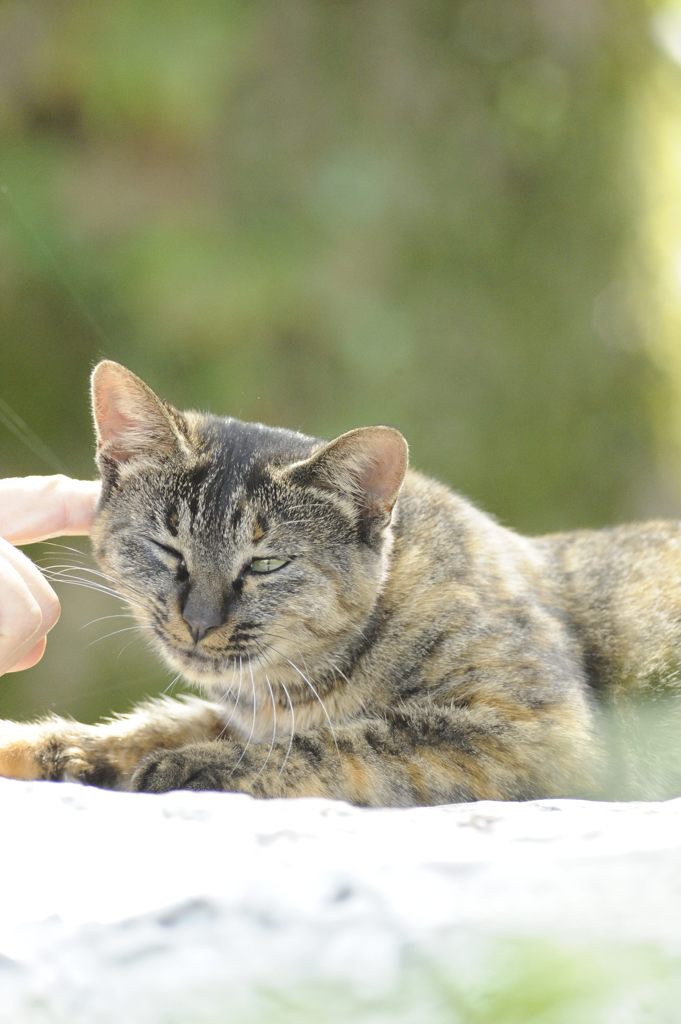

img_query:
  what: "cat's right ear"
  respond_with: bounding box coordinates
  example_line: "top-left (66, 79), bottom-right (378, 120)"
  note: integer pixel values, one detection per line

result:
top-left (90, 361), bottom-right (187, 472)
top-left (286, 426), bottom-right (408, 533)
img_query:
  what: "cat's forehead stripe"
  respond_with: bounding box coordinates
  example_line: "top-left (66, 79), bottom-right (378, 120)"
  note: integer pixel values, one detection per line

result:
top-left (253, 516), bottom-right (267, 543)
top-left (166, 505), bottom-right (179, 537)
top-left (199, 415), bottom-right (318, 474)
top-left (230, 504), bottom-right (243, 531)
top-left (179, 415), bottom-right (320, 527)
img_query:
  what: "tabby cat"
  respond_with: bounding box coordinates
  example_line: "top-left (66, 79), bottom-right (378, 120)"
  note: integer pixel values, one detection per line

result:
top-left (1, 361), bottom-right (680, 804)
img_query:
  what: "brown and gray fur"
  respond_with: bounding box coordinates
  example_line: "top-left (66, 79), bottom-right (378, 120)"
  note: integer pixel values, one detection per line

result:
top-left (1, 361), bottom-right (681, 804)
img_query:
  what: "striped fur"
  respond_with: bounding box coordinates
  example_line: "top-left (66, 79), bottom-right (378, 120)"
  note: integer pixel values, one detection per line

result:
top-left (1, 362), bottom-right (680, 804)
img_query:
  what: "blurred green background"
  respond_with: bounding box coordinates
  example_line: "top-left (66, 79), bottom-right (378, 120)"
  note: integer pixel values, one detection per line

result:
top-left (2, 0), bottom-right (681, 722)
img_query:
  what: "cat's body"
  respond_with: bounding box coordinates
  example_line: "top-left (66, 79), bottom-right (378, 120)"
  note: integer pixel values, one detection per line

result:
top-left (1, 361), bottom-right (680, 804)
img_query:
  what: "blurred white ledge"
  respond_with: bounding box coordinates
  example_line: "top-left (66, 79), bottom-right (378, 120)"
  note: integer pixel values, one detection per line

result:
top-left (2, 779), bottom-right (681, 1021)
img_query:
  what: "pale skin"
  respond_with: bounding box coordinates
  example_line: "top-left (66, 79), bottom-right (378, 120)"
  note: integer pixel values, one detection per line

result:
top-left (0, 476), bottom-right (100, 676)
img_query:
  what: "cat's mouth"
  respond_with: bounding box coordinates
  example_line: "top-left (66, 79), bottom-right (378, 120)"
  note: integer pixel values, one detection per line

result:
top-left (151, 620), bottom-right (265, 661)
top-left (160, 637), bottom-right (265, 676)
top-left (184, 648), bottom-right (255, 665)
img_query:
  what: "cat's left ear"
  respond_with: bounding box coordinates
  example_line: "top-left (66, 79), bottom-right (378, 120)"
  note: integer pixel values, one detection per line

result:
top-left (90, 361), bottom-right (188, 469)
top-left (287, 426), bottom-right (408, 529)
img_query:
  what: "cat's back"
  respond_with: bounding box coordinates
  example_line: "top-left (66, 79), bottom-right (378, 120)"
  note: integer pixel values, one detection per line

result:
top-left (536, 520), bottom-right (681, 796)
top-left (538, 520), bottom-right (681, 695)
top-left (393, 483), bottom-right (681, 797)
top-left (393, 474), bottom-right (681, 702)
top-left (381, 468), bottom-right (581, 691)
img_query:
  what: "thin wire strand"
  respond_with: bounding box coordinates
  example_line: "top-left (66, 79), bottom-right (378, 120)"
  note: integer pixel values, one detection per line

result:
top-left (1, 182), bottom-right (112, 349)
top-left (0, 398), bottom-right (69, 474)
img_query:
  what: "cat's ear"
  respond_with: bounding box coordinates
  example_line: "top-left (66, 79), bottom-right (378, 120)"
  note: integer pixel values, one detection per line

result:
top-left (287, 426), bottom-right (408, 528)
top-left (90, 361), bottom-right (187, 466)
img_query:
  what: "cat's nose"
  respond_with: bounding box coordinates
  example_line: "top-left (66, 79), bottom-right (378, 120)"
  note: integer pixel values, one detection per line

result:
top-left (184, 617), bottom-right (221, 644)
top-left (181, 591), bottom-right (226, 644)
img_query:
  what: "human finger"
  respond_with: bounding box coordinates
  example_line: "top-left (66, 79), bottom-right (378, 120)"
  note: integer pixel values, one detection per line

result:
top-left (0, 536), bottom-right (61, 633)
top-left (0, 539), bottom-right (61, 676)
top-left (6, 636), bottom-right (47, 673)
top-left (0, 475), bottom-right (101, 546)
top-left (0, 557), bottom-right (47, 675)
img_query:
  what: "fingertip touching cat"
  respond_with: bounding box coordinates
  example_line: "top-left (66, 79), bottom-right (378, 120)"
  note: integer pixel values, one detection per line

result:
top-left (1, 360), bottom-right (680, 804)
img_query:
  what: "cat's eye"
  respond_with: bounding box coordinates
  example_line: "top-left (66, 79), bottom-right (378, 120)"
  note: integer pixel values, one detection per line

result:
top-left (248, 557), bottom-right (290, 574)
top-left (150, 539), bottom-right (187, 569)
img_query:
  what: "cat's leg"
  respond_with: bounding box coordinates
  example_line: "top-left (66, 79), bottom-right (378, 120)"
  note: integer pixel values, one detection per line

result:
top-left (0, 696), bottom-right (228, 789)
top-left (130, 697), bottom-right (599, 805)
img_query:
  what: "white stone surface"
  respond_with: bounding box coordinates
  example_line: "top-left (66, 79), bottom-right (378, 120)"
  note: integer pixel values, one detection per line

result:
top-left (2, 779), bottom-right (681, 1022)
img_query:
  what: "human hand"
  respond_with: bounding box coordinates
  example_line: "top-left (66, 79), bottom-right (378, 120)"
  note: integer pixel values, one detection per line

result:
top-left (0, 476), bottom-right (101, 675)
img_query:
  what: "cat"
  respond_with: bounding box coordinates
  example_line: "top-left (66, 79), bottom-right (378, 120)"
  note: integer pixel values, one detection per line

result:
top-left (1, 359), bottom-right (680, 805)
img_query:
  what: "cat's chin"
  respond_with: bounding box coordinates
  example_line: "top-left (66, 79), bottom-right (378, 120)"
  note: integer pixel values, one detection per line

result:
top-left (159, 644), bottom-right (259, 687)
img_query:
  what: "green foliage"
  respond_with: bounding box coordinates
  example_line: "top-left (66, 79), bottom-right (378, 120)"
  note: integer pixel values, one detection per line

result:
top-left (122, 938), bottom-right (681, 1024)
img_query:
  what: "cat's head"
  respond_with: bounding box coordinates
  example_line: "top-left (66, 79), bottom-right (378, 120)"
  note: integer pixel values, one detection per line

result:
top-left (89, 361), bottom-right (408, 704)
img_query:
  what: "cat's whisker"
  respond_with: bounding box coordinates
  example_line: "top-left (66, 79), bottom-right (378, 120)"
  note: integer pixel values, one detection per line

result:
top-left (41, 540), bottom-right (93, 556)
top-left (278, 679), bottom-right (296, 777)
top-left (80, 612), bottom-right (138, 631)
top-left (40, 570), bottom-right (146, 610)
top-left (214, 659), bottom-right (237, 704)
top-left (39, 553), bottom-right (119, 581)
top-left (326, 659), bottom-right (349, 684)
top-left (217, 657), bottom-right (243, 740)
top-left (39, 553), bottom-right (152, 599)
top-left (50, 569), bottom-right (146, 598)
top-left (43, 576), bottom-right (127, 601)
top-left (261, 622), bottom-right (368, 667)
top-left (41, 564), bottom-right (120, 587)
top-left (257, 628), bottom-right (347, 695)
top-left (230, 655), bottom-right (259, 776)
top-left (327, 658), bottom-right (356, 697)
top-left (38, 554), bottom-right (133, 587)
top-left (252, 668), bottom-right (278, 781)
top-left (116, 631), bottom-right (151, 662)
top-left (251, 638), bottom-right (296, 774)
top-left (248, 638), bottom-right (296, 780)
top-left (40, 562), bottom-right (149, 602)
top-left (162, 672), bottom-right (183, 696)
top-left (86, 625), bottom-right (143, 648)
top-left (258, 639), bottom-right (339, 758)
top-left (286, 657), bottom-right (339, 757)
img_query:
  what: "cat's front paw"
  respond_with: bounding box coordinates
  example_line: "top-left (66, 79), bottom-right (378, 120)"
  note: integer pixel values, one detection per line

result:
top-left (0, 719), bottom-right (94, 783)
top-left (130, 742), bottom-right (235, 793)
top-left (0, 720), bottom-right (40, 780)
